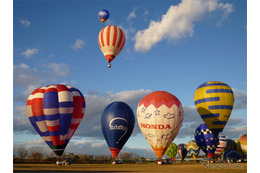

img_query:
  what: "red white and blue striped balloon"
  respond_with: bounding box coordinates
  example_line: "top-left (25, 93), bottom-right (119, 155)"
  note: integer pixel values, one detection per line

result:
top-left (215, 133), bottom-right (227, 156)
top-left (26, 84), bottom-right (85, 156)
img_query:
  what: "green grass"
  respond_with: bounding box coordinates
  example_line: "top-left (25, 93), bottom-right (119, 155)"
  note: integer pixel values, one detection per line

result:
top-left (13, 163), bottom-right (247, 172)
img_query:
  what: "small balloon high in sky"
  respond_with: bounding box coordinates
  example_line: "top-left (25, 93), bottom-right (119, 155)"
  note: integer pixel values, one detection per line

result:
top-left (98, 9), bottom-right (110, 23)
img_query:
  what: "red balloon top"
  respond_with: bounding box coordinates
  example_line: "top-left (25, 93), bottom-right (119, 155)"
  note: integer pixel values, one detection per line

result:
top-left (138, 91), bottom-right (182, 109)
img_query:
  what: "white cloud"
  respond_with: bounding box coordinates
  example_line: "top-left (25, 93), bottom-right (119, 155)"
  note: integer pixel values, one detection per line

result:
top-left (134, 0), bottom-right (234, 52)
top-left (143, 9), bottom-right (149, 16)
top-left (19, 18), bottom-right (31, 27)
top-left (222, 126), bottom-right (247, 139)
top-left (42, 62), bottom-right (70, 77)
top-left (119, 8), bottom-right (137, 40)
top-left (103, 19), bottom-right (115, 26)
top-left (71, 38), bottom-right (86, 50)
top-left (233, 88), bottom-right (247, 110)
top-left (13, 105), bottom-right (33, 133)
top-left (127, 7), bottom-right (137, 20)
top-left (13, 63), bottom-right (71, 102)
top-left (27, 140), bottom-right (44, 145)
top-left (218, 2), bottom-right (234, 19)
top-left (13, 64), bottom-right (40, 88)
top-left (21, 48), bottom-right (39, 58)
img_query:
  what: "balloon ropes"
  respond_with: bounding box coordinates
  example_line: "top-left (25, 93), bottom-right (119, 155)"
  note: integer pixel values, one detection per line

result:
top-left (101, 101), bottom-right (135, 158)
top-left (26, 84), bottom-right (85, 156)
top-left (98, 25), bottom-right (126, 68)
top-left (136, 91), bottom-right (184, 159)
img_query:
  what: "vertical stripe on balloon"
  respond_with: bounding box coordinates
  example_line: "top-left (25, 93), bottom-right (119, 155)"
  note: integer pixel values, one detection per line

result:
top-left (117, 29), bottom-right (123, 48)
top-left (106, 25), bottom-right (111, 46)
top-left (112, 26), bottom-right (117, 46)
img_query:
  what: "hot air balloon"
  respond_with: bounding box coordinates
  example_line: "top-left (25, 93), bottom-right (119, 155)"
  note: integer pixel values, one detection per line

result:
top-left (98, 9), bottom-right (110, 23)
top-left (214, 133), bottom-right (227, 156)
top-left (165, 143), bottom-right (177, 161)
top-left (177, 143), bottom-right (187, 161)
top-left (194, 81), bottom-right (234, 139)
top-left (26, 84), bottom-right (85, 156)
top-left (98, 25), bottom-right (126, 68)
top-left (101, 101), bottom-right (135, 158)
top-left (223, 150), bottom-right (243, 163)
top-left (224, 139), bottom-right (237, 152)
top-left (187, 140), bottom-right (200, 161)
top-left (239, 134), bottom-right (247, 156)
top-left (136, 91), bottom-right (184, 159)
top-left (234, 138), bottom-right (244, 156)
top-left (194, 123), bottom-right (216, 159)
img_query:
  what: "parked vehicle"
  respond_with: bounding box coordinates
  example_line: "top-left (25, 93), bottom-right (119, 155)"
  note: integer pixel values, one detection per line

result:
top-left (157, 158), bottom-right (172, 165)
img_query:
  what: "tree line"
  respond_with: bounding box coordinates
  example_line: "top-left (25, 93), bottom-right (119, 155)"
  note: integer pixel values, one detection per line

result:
top-left (13, 145), bottom-right (145, 164)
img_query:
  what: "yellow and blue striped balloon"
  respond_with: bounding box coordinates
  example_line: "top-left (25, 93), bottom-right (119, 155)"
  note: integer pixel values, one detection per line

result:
top-left (194, 81), bottom-right (234, 138)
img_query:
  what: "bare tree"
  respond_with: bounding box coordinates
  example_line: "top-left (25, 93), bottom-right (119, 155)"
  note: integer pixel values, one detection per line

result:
top-left (119, 152), bottom-right (134, 160)
top-left (30, 148), bottom-right (44, 161)
top-left (44, 152), bottom-right (57, 162)
top-left (17, 145), bottom-right (29, 160)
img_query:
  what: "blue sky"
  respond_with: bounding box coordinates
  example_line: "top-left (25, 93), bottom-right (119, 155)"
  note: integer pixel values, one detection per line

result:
top-left (12, 0), bottom-right (247, 158)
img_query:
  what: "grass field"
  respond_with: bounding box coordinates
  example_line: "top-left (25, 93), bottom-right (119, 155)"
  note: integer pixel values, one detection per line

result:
top-left (13, 163), bottom-right (247, 173)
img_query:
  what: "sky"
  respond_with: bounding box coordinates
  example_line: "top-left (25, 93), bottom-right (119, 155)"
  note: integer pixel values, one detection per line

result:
top-left (11, 0), bottom-right (248, 159)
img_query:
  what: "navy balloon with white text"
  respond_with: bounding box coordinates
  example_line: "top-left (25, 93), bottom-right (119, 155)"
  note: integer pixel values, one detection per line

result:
top-left (101, 101), bottom-right (135, 158)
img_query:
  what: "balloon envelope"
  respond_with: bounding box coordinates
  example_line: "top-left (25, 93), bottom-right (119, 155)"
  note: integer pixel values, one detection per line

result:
top-left (137, 91), bottom-right (184, 159)
top-left (239, 134), bottom-right (247, 155)
top-left (194, 81), bottom-right (234, 138)
top-left (98, 25), bottom-right (126, 67)
top-left (98, 9), bottom-right (110, 23)
top-left (215, 133), bottom-right (227, 156)
top-left (187, 140), bottom-right (200, 160)
top-left (224, 139), bottom-right (237, 152)
top-left (194, 123), bottom-right (216, 159)
top-left (26, 84), bottom-right (85, 156)
top-left (165, 143), bottom-right (177, 160)
top-left (223, 150), bottom-right (243, 162)
top-left (234, 138), bottom-right (244, 156)
top-left (177, 144), bottom-right (187, 161)
top-left (101, 101), bottom-right (135, 158)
